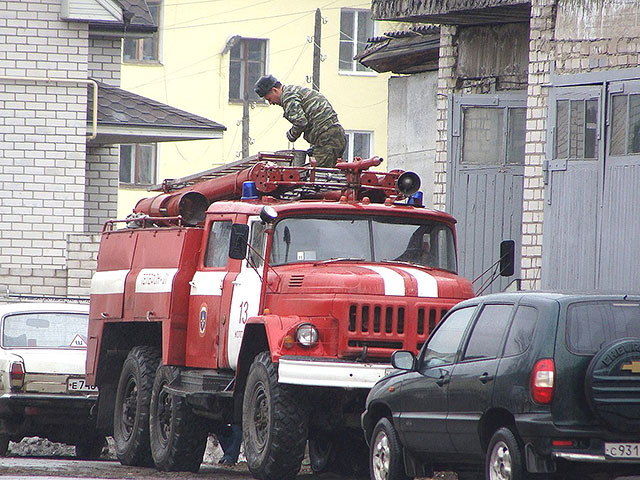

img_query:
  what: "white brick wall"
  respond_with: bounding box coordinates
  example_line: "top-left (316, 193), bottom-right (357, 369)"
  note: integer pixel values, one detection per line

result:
top-left (1, 0), bottom-right (121, 297)
top-left (520, 0), bottom-right (556, 290)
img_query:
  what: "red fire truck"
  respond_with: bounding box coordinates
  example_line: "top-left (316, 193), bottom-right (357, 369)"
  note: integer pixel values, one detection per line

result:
top-left (86, 153), bottom-right (477, 479)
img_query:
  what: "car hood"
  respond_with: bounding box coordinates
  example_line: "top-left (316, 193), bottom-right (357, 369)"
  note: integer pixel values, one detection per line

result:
top-left (8, 348), bottom-right (87, 375)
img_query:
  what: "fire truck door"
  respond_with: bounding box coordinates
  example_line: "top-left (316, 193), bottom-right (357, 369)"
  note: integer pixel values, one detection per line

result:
top-left (223, 217), bottom-right (264, 370)
top-left (185, 216), bottom-right (236, 369)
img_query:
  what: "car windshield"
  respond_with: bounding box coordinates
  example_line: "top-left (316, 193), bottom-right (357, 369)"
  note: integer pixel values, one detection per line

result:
top-left (566, 300), bottom-right (640, 354)
top-left (3, 312), bottom-right (89, 349)
top-left (270, 215), bottom-right (457, 272)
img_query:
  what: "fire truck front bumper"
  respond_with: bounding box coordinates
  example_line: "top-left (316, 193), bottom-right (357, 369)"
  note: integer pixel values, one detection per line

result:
top-left (277, 356), bottom-right (392, 389)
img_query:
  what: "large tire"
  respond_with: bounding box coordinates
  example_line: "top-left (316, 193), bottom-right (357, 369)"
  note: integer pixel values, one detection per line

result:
top-left (369, 417), bottom-right (410, 480)
top-left (310, 429), bottom-right (368, 477)
top-left (75, 434), bottom-right (106, 460)
top-left (149, 365), bottom-right (208, 472)
top-left (113, 345), bottom-right (161, 466)
top-left (486, 427), bottom-right (526, 480)
top-left (242, 351), bottom-right (308, 480)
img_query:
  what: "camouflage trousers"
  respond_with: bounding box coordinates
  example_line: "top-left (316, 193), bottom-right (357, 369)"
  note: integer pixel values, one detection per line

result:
top-left (311, 124), bottom-right (347, 168)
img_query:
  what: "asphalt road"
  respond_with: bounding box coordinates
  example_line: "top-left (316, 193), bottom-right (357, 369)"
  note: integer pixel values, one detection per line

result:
top-left (0, 456), bottom-right (460, 480)
top-left (0, 456), bottom-right (281, 479)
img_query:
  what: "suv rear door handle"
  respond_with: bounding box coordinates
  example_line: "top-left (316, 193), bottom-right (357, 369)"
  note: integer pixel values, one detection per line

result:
top-left (479, 372), bottom-right (494, 384)
top-left (436, 374), bottom-right (450, 387)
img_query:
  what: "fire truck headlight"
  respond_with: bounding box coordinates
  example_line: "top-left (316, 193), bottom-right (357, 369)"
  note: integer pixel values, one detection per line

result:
top-left (295, 323), bottom-right (319, 347)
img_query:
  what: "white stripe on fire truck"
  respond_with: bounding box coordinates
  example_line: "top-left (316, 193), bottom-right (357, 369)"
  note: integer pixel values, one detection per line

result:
top-left (90, 269), bottom-right (129, 295)
top-left (189, 271), bottom-right (227, 296)
top-left (135, 268), bottom-right (179, 294)
top-left (397, 267), bottom-right (438, 298)
top-left (361, 266), bottom-right (405, 296)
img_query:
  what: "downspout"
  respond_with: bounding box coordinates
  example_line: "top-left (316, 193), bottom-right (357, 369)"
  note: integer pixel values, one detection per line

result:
top-left (0, 76), bottom-right (99, 140)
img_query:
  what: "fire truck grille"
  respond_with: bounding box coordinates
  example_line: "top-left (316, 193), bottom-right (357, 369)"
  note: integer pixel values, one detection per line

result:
top-left (347, 304), bottom-right (448, 353)
top-left (288, 274), bottom-right (305, 287)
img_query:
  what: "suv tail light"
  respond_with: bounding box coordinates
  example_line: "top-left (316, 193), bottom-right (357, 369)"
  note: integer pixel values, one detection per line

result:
top-left (531, 358), bottom-right (554, 404)
top-left (10, 361), bottom-right (25, 391)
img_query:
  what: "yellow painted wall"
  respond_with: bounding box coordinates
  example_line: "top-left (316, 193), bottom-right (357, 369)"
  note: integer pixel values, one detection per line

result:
top-left (119, 1), bottom-right (391, 217)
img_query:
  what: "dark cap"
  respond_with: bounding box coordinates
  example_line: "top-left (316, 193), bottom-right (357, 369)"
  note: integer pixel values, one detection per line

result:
top-left (255, 74), bottom-right (278, 97)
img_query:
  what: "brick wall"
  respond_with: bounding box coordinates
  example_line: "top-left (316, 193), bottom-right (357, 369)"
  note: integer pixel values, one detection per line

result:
top-left (433, 25), bottom-right (458, 210)
top-left (85, 145), bottom-right (119, 233)
top-left (520, 0), bottom-right (555, 290)
top-left (0, 0), bottom-right (120, 297)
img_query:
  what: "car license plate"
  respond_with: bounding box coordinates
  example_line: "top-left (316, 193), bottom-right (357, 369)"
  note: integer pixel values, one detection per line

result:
top-left (605, 443), bottom-right (640, 458)
top-left (67, 377), bottom-right (97, 392)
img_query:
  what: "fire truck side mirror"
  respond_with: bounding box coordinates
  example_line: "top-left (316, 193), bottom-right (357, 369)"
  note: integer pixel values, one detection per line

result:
top-left (229, 224), bottom-right (250, 260)
top-left (499, 240), bottom-right (515, 277)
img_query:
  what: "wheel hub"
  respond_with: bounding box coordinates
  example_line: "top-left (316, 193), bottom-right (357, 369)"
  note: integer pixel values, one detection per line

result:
top-left (372, 430), bottom-right (390, 480)
top-left (489, 440), bottom-right (512, 480)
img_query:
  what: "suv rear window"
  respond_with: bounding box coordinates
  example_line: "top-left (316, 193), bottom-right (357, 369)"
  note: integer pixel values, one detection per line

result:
top-left (567, 301), bottom-right (640, 354)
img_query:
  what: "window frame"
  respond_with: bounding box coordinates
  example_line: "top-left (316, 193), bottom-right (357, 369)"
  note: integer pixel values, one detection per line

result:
top-left (122, 0), bottom-right (162, 64)
top-left (119, 144), bottom-right (158, 187)
top-left (343, 130), bottom-right (373, 162)
top-left (461, 303), bottom-right (514, 362)
top-left (338, 8), bottom-right (376, 75)
top-left (418, 306), bottom-right (478, 370)
top-left (228, 37), bottom-right (268, 103)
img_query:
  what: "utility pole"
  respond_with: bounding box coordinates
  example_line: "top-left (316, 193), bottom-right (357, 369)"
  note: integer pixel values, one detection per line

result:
top-left (242, 87), bottom-right (249, 158)
top-left (312, 8), bottom-right (321, 91)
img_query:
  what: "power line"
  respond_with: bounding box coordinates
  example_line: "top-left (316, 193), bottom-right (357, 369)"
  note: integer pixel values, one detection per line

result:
top-left (162, 3), bottom-right (371, 31)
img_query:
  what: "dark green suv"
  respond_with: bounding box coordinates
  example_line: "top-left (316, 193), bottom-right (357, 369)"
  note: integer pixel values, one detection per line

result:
top-left (361, 292), bottom-right (640, 480)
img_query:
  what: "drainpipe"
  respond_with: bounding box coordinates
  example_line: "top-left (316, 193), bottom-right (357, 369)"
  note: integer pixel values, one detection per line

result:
top-left (0, 76), bottom-right (99, 140)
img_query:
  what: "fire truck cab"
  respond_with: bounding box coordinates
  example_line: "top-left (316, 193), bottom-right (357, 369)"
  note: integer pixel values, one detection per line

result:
top-left (87, 154), bottom-right (477, 478)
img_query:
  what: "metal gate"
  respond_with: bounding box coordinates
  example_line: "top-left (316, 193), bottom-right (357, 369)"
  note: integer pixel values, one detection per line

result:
top-left (543, 80), bottom-right (640, 290)
top-left (448, 93), bottom-right (526, 294)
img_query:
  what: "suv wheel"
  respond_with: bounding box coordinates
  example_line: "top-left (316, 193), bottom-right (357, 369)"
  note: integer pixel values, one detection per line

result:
top-left (486, 427), bottom-right (525, 480)
top-left (370, 417), bottom-right (409, 480)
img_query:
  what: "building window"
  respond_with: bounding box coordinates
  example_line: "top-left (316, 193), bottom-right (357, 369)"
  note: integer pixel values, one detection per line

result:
top-left (461, 107), bottom-right (526, 165)
top-left (339, 9), bottom-right (374, 73)
top-left (120, 144), bottom-right (157, 185)
top-left (123, 0), bottom-right (161, 62)
top-left (229, 38), bottom-right (267, 102)
top-left (343, 131), bottom-right (373, 161)
top-left (555, 98), bottom-right (598, 160)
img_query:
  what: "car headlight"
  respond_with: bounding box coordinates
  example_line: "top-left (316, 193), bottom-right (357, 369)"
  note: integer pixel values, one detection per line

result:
top-left (295, 323), bottom-right (319, 347)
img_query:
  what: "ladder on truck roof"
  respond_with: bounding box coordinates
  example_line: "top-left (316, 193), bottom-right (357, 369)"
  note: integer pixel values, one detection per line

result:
top-left (151, 152), bottom-right (295, 193)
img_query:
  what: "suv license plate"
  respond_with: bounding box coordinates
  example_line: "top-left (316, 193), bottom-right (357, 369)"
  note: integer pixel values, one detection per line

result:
top-left (67, 377), bottom-right (97, 392)
top-left (605, 443), bottom-right (640, 458)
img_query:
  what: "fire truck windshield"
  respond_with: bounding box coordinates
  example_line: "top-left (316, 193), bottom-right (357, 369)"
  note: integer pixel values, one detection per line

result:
top-left (269, 215), bottom-right (457, 272)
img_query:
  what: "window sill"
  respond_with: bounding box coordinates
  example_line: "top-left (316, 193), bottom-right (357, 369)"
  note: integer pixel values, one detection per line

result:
top-left (122, 60), bottom-right (163, 66)
top-left (228, 99), bottom-right (267, 105)
top-left (119, 183), bottom-right (155, 190)
top-left (338, 70), bottom-right (378, 77)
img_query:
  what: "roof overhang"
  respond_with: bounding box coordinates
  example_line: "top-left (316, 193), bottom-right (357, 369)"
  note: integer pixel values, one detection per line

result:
top-left (372, 0), bottom-right (531, 26)
top-left (88, 125), bottom-right (224, 145)
top-left (357, 33), bottom-right (440, 74)
top-left (87, 81), bottom-right (226, 145)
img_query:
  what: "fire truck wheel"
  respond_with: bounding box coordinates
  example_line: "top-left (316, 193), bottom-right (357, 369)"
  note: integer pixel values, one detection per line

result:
top-left (113, 345), bottom-right (161, 467)
top-left (149, 365), bottom-right (208, 472)
top-left (243, 351), bottom-right (308, 480)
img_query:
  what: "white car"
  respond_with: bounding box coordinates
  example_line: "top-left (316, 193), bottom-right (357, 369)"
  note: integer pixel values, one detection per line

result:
top-left (0, 302), bottom-right (104, 458)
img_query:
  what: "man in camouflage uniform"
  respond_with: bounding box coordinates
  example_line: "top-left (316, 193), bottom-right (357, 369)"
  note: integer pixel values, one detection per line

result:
top-left (255, 74), bottom-right (347, 167)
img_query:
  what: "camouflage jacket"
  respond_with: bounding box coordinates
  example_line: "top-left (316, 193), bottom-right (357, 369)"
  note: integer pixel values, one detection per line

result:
top-left (280, 85), bottom-right (341, 145)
